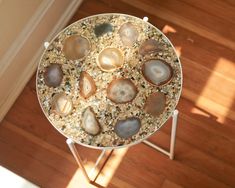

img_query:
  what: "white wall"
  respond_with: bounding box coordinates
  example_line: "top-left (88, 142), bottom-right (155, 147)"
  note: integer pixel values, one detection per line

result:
top-left (0, 0), bottom-right (42, 57)
top-left (0, 0), bottom-right (83, 121)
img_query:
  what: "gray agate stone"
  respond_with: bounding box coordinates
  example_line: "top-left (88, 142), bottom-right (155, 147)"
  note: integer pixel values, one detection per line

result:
top-left (114, 117), bottom-right (141, 139)
top-left (142, 59), bottom-right (173, 86)
top-left (94, 23), bottom-right (113, 37)
top-left (44, 63), bottom-right (63, 87)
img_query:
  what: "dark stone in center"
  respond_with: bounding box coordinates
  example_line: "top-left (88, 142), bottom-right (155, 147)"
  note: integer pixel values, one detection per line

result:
top-left (94, 23), bottom-right (113, 37)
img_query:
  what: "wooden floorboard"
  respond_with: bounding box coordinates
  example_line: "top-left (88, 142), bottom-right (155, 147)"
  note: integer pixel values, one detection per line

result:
top-left (1, 0), bottom-right (235, 187)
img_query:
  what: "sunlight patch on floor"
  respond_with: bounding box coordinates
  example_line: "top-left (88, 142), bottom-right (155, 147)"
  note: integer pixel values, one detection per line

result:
top-left (162, 25), bottom-right (177, 34)
top-left (191, 107), bottom-right (211, 118)
top-left (175, 46), bottom-right (182, 57)
top-left (162, 25), bottom-right (181, 57)
top-left (194, 57), bottom-right (235, 123)
top-left (66, 148), bottom-right (128, 187)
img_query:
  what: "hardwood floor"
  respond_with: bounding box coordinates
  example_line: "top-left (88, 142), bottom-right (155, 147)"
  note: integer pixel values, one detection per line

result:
top-left (1, 0), bottom-right (235, 187)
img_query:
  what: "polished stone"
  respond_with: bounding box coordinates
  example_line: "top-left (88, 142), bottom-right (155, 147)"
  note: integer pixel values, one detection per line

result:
top-left (94, 23), bottom-right (113, 37)
top-left (43, 64), bottom-right (63, 87)
top-left (139, 39), bottom-right (161, 56)
top-left (97, 47), bottom-right (124, 72)
top-left (144, 92), bottom-right (166, 116)
top-left (118, 22), bottom-right (139, 46)
top-left (62, 35), bottom-right (90, 60)
top-left (51, 93), bottom-right (73, 116)
top-left (107, 78), bottom-right (138, 104)
top-left (114, 117), bottom-right (141, 139)
top-left (79, 71), bottom-right (96, 99)
top-left (142, 59), bottom-right (173, 86)
top-left (81, 107), bottom-right (101, 135)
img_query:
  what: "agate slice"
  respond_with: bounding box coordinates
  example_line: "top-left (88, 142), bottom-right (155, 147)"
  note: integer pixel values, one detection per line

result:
top-left (144, 92), bottom-right (166, 117)
top-left (139, 39), bottom-right (161, 56)
top-left (142, 59), bottom-right (173, 86)
top-left (81, 107), bottom-right (101, 135)
top-left (51, 93), bottom-right (73, 116)
top-left (44, 63), bottom-right (63, 87)
top-left (94, 23), bottom-right (113, 37)
top-left (79, 71), bottom-right (96, 99)
top-left (97, 48), bottom-right (124, 72)
top-left (114, 117), bottom-right (141, 139)
top-left (107, 78), bottom-right (138, 104)
top-left (62, 35), bottom-right (90, 60)
top-left (118, 22), bottom-right (138, 46)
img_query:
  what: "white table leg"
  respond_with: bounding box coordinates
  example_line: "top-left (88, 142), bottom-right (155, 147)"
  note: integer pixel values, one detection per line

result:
top-left (143, 109), bottom-right (179, 160)
top-left (66, 138), bottom-right (91, 182)
top-left (66, 138), bottom-right (113, 183)
top-left (170, 109), bottom-right (179, 159)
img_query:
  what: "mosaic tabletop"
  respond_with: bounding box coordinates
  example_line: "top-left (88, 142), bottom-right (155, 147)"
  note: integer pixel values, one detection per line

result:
top-left (36, 13), bottom-right (182, 149)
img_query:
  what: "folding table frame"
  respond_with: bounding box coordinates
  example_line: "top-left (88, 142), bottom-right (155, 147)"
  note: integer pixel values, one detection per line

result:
top-left (44, 16), bottom-right (180, 183)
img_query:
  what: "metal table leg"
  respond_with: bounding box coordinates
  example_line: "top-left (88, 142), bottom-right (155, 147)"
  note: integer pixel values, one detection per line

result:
top-left (143, 110), bottom-right (179, 160)
top-left (66, 138), bottom-right (113, 183)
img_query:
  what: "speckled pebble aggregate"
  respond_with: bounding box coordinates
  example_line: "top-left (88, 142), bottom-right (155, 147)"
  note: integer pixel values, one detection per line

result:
top-left (36, 14), bottom-right (182, 149)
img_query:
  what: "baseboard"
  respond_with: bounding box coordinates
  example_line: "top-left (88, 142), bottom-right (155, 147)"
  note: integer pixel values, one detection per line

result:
top-left (0, 0), bottom-right (83, 122)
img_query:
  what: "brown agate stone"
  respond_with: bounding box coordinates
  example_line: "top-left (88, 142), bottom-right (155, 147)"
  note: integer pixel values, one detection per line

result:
top-left (81, 107), bottom-right (101, 135)
top-left (43, 63), bottom-right (63, 87)
top-left (51, 93), bottom-right (73, 116)
top-left (139, 39), bottom-right (161, 56)
top-left (79, 71), bottom-right (96, 99)
top-left (107, 78), bottom-right (138, 104)
top-left (97, 48), bottom-right (124, 72)
top-left (142, 59), bottom-right (173, 86)
top-left (144, 92), bottom-right (166, 117)
top-left (114, 117), bottom-right (141, 139)
top-left (62, 35), bottom-right (90, 60)
top-left (118, 22), bottom-right (139, 46)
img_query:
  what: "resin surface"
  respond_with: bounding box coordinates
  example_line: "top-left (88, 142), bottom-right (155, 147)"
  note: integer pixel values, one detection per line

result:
top-left (36, 14), bottom-right (182, 149)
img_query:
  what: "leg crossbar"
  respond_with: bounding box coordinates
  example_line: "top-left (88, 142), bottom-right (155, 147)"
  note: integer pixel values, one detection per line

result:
top-left (143, 110), bottom-right (179, 160)
top-left (66, 139), bottom-right (112, 183)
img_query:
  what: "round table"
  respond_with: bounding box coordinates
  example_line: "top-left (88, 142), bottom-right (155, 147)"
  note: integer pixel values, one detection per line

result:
top-left (36, 13), bottom-right (182, 150)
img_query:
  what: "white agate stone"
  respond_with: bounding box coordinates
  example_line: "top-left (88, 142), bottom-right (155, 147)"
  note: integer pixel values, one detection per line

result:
top-left (97, 48), bottom-right (124, 72)
top-left (81, 107), bottom-right (101, 135)
top-left (51, 93), bottom-right (73, 116)
top-left (118, 22), bottom-right (139, 46)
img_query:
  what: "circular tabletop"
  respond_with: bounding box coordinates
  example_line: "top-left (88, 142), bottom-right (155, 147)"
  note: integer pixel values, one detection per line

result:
top-left (36, 13), bottom-right (182, 149)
